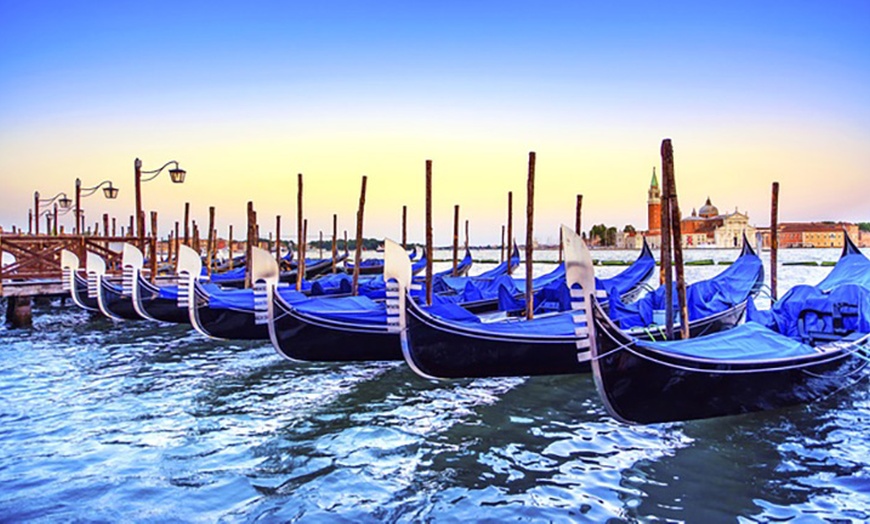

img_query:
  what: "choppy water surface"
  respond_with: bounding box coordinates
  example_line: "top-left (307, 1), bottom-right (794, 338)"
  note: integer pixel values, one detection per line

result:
top-left (2, 248), bottom-right (869, 522)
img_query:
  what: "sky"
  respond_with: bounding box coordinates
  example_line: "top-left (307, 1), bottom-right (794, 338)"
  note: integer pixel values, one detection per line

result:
top-left (1, 0), bottom-right (868, 245)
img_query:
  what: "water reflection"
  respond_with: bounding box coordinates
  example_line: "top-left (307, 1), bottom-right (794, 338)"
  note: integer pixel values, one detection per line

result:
top-left (1, 248), bottom-right (868, 521)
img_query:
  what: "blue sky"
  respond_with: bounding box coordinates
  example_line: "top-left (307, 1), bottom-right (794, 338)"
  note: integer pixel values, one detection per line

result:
top-left (1, 1), bottom-right (868, 243)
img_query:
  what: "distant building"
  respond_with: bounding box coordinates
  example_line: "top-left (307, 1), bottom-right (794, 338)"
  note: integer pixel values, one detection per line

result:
top-left (638, 170), bottom-right (755, 249)
top-left (759, 222), bottom-right (860, 248)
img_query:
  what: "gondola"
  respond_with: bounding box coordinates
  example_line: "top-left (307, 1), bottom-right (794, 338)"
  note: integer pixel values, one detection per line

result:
top-left (817, 232), bottom-right (870, 290)
top-left (589, 281), bottom-right (870, 425)
top-left (491, 239), bottom-right (657, 315)
top-left (398, 231), bottom-right (762, 380)
top-left (267, 240), bottom-right (412, 362)
top-left (605, 235), bottom-right (763, 340)
top-left (61, 249), bottom-right (99, 312)
top-left (344, 249), bottom-right (429, 277)
top-left (400, 226), bottom-right (599, 379)
top-left (211, 252), bottom-right (347, 288)
top-left (131, 243), bottom-right (196, 324)
top-left (94, 245), bottom-right (147, 321)
top-left (186, 245), bottom-right (281, 340)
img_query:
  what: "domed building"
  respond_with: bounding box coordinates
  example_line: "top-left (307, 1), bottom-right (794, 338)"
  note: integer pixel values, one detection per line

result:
top-left (640, 174), bottom-right (756, 248)
top-left (698, 197), bottom-right (718, 218)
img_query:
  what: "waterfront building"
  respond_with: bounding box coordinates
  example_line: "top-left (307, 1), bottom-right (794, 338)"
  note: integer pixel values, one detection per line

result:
top-left (759, 222), bottom-right (861, 248)
top-left (638, 171), bottom-right (755, 249)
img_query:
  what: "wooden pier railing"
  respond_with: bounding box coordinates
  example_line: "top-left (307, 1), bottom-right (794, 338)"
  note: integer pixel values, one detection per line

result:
top-left (0, 234), bottom-right (134, 297)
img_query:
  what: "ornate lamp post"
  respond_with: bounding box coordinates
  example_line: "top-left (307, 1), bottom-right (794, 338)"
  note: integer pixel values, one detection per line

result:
top-left (33, 191), bottom-right (72, 235)
top-left (134, 158), bottom-right (186, 247)
top-left (75, 179), bottom-right (119, 234)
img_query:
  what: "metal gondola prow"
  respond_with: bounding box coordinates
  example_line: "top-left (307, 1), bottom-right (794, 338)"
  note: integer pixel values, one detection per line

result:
top-left (384, 237), bottom-right (412, 335)
top-left (563, 225), bottom-right (597, 358)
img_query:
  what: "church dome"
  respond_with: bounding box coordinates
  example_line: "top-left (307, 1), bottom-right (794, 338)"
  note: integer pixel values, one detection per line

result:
top-left (698, 197), bottom-right (719, 218)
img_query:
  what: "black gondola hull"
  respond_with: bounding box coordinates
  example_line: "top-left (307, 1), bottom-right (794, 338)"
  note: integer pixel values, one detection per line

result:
top-left (72, 272), bottom-right (99, 311)
top-left (270, 293), bottom-right (402, 361)
top-left (136, 274), bottom-right (190, 324)
top-left (100, 279), bottom-right (143, 321)
top-left (191, 282), bottom-right (269, 340)
top-left (403, 299), bottom-right (590, 379)
top-left (591, 303), bottom-right (868, 424)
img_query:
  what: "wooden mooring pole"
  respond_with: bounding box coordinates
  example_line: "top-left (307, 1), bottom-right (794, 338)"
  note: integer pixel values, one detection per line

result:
top-left (228, 225), bottom-right (234, 271)
top-left (771, 181), bottom-right (780, 305)
top-left (575, 194), bottom-right (583, 235)
top-left (402, 205), bottom-right (407, 250)
top-left (296, 173), bottom-right (304, 292)
top-left (351, 176), bottom-right (367, 296)
top-left (525, 152), bottom-right (536, 320)
top-left (245, 202), bottom-right (255, 288)
top-left (183, 202), bottom-right (190, 247)
top-left (331, 214), bottom-right (338, 274)
top-left (302, 219), bottom-right (308, 281)
top-left (662, 139), bottom-right (689, 339)
top-left (506, 191), bottom-right (513, 274)
top-left (661, 146), bottom-right (674, 339)
top-left (425, 160), bottom-right (433, 306)
top-left (500, 225), bottom-right (505, 263)
top-left (207, 206), bottom-right (215, 277)
top-left (174, 221), bottom-right (180, 271)
top-left (150, 211), bottom-right (158, 283)
top-left (452, 204), bottom-right (459, 276)
top-left (275, 215), bottom-right (282, 266)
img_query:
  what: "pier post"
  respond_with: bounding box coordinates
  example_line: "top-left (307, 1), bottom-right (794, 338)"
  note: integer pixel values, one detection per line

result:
top-left (6, 296), bottom-right (32, 328)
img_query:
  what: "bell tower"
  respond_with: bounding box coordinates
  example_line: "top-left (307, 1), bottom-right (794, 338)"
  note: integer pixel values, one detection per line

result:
top-left (647, 167), bottom-right (661, 233)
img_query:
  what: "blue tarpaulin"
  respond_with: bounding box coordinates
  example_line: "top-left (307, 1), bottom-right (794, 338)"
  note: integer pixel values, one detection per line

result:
top-left (636, 322), bottom-right (819, 361)
top-left (607, 248), bottom-right (763, 329)
top-left (292, 295), bottom-right (387, 325)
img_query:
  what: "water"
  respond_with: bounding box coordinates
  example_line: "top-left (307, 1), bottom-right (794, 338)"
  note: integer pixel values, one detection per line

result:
top-left (2, 248), bottom-right (870, 522)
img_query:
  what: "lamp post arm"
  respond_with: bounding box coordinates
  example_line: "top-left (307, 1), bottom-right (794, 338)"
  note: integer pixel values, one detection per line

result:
top-left (79, 180), bottom-right (115, 197)
top-left (37, 192), bottom-right (70, 205)
top-left (140, 161), bottom-right (181, 182)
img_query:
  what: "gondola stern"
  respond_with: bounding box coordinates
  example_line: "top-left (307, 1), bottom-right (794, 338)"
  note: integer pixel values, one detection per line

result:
top-left (842, 230), bottom-right (863, 258)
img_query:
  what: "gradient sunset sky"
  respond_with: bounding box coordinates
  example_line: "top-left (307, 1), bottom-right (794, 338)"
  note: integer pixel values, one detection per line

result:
top-left (1, 1), bottom-right (868, 245)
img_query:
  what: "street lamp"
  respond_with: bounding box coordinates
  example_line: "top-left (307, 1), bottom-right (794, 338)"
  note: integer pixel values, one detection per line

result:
top-left (34, 191), bottom-right (72, 235)
top-left (75, 178), bottom-right (119, 234)
top-left (134, 158), bottom-right (186, 245)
